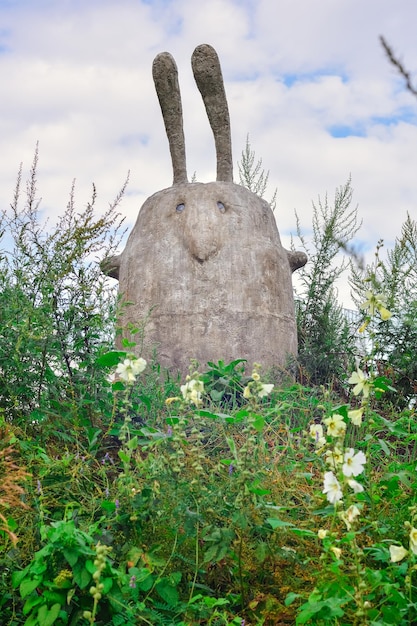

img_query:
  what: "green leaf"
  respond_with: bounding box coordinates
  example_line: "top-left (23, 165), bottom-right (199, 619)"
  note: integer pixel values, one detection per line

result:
top-left (121, 337), bottom-right (137, 348)
top-left (155, 579), bottom-right (179, 606)
top-left (20, 577), bottom-right (42, 599)
top-left (101, 577), bottom-right (113, 594)
top-left (28, 560), bottom-right (47, 576)
top-left (96, 351), bottom-right (126, 367)
top-left (251, 415), bottom-right (265, 432)
top-left (42, 591), bottom-right (67, 604)
top-left (5, 516), bottom-right (18, 531)
top-left (225, 358), bottom-right (247, 370)
top-left (112, 381), bottom-right (125, 391)
top-left (118, 450), bottom-right (130, 463)
top-left (37, 603), bottom-right (61, 626)
top-left (373, 376), bottom-right (396, 394)
top-left (136, 570), bottom-right (153, 592)
top-left (203, 541), bottom-right (231, 564)
top-left (199, 596), bottom-right (230, 608)
top-left (127, 435), bottom-right (138, 450)
top-left (138, 394), bottom-right (152, 411)
top-left (331, 404), bottom-right (348, 417)
top-left (378, 438), bottom-right (391, 456)
top-left (196, 410), bottom-right (223, 420)
top-left (169, 571), bottom-right (182, 586)
top-left (285, 592), bottom-right (301, 607)
top-left (249, 480), bottom-right (270, 496)
top-left (23, 595), bottom-right (44, 615)
top-left (267, 518), bottom-right (294, 530)
top-left (234, 408), bottom-right (249, 420)
top-left (12, 565), bottom-right (30, 588)
top-left (210, 389), bottom-right (224, 402)
top-left (72, 563), bottom-right (91, 589)
top-left (23, 613), bottom-right (39, 626)
top-left (289, 528), bottom-right (317, 537)
top-left (254, 541), bottom-right (269, 563)
top-left (101, 500), bottom-right (116, 513)
top-left (63, 548), bottom-right (79, 567)
top-left (166, 417), bottom-right (180, 425)
top-left (84, 560), bottom-right (96, 575)
top-left (226, 437), bottom-right (238, 460)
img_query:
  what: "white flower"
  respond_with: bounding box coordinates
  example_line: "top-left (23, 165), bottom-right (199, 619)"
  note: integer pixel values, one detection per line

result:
top-left (409, 527), bottom-right (417, 555)
top-left (258, 383), bottom-right (274, 398)
top-left (348, 368), bottom-right (371, 398)
top-left (348, 408), bottom-right (364, 427)
top-left (324, 414), bottom-right (346, 438)
top-left (243, 382), bottom-right (274, 399)
top-left (330, 546), bottom-right (342, 559)
top-left (325, 446), bottom-right (344, 469)
top-left (323, 471), bottom-right (343, 504)
top-left (360, 291), bottom-right (392, 321)
top-left (339, 504), bottom-right (361, 530)
top-left (379, 306), bottom-right (392, 321)
top-left (310, 423), bottom-right (326, 447)
top-left (243, 385), bottom-right (252, 399)
top-left (318, 529), bottom-right (329, 539)
top-left (180, 379), bottom-right (204, 406)
top-left (347, 479), bottom-right (364, 494)
top-left (115, 357), bottom-right (147, 383)
top-left (342, 449), bottom-right (366, 478)
top-left (389, 545), bottom-right (408, 563)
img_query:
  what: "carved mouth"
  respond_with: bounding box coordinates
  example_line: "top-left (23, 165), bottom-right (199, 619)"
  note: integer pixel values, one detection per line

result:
top-left (192, 249), bottom-right (218, 264)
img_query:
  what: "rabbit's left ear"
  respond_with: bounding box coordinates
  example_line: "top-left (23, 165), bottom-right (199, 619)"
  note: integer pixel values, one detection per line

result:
top-left (153, 51), bottom-right (188, 185)
top-left (192, 44), bottom-right (233, 183)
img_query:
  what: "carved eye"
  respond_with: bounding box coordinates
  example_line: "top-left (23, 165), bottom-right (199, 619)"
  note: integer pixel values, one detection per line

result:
top-left (176, 203), bottom-right (185, 213)
top-left (217, 201), bottom-right (225, 213)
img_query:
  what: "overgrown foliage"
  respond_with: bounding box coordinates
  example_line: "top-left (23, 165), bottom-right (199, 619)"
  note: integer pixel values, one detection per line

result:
top-left (350, 214), bottom-right (417, 407)
top-left (0, 147), bottom-right (126, 439)
top-left (293, 178), bottom-right (361, 385)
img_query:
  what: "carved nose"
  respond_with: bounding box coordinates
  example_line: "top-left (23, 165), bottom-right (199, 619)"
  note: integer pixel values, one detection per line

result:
top-left (184, 206), bottom-right (221, 262)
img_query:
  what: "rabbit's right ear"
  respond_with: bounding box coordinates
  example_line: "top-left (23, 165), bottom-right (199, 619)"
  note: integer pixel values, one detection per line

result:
top-left (192, 44), bottom-right (233, 183)
top-left (153, 52), bottom-right (188, 185)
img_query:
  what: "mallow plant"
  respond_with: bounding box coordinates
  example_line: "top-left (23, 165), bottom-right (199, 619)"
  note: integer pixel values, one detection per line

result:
top-left (288, 289), bottom-right (417, 625)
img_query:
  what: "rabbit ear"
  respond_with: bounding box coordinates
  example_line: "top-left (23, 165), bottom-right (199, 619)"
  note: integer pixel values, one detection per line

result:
top-left (192, 44), bottom-right (233, 183)
top-left (152, 52), bottom-right (188, 185)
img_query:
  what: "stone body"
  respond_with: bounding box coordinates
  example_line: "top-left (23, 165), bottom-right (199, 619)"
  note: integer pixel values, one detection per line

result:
top-left (102, 44), bottom-right (307, 374)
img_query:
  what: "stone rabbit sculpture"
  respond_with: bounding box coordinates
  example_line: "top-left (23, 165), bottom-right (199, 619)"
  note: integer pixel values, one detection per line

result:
top-left (102, 44), bottom-right (307, 374)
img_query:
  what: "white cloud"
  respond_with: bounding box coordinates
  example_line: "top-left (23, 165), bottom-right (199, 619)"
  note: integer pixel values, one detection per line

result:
top-left (0, 0), bottom-right (416, 308)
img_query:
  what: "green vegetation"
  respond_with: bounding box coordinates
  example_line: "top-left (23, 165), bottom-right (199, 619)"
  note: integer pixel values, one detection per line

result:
top-left (1, 154), bottom-right (416, 625)
top-left (293, 176), bottom-right (361, 386)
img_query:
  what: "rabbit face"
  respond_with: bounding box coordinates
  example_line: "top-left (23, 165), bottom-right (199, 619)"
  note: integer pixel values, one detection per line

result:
top-left (126, 181), bottom-right (281, 267)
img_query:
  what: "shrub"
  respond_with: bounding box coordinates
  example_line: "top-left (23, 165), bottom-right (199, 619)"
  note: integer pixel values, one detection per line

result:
top-left (0, 147), bottom-right (126, 440)
top-left (350, 214), bottom-right (417, 407)
top-left (293, 177), bottom-right (361, 385)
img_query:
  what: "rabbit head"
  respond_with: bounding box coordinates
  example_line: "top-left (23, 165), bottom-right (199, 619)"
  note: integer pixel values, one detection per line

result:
top-left (102, 44), bottom-right (307, 374)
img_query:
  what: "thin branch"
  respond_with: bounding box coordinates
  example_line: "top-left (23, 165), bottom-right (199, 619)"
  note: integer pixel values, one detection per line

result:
top-left (380, 35), bottom-right (417, 98)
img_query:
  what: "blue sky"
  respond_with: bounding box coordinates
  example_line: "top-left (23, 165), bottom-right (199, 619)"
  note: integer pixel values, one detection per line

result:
top-left (0, 0), bottom-right (416, 306)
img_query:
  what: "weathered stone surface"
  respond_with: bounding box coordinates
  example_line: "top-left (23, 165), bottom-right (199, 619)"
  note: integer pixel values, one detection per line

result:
top-left (102, 44), bottom-right (307, 374)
